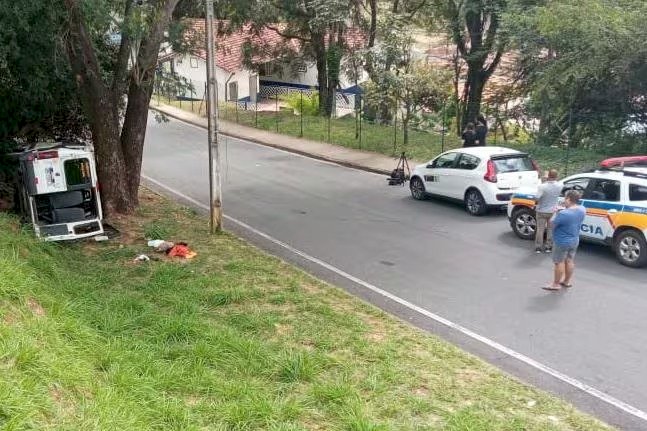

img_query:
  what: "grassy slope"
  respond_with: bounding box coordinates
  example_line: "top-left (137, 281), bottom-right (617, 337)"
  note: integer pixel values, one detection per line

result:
top-left (1, 190), bottom-right (612, 430)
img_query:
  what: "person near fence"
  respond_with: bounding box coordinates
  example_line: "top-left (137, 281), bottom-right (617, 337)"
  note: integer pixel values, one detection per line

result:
top-left (475, 115), bottom-right (488, 146)
top-left (534, 169), bottom-right (562, 254)
top-left (462, 123), bottom-right (478, 148)
top-left (543, 190), bottom-right (586, 291)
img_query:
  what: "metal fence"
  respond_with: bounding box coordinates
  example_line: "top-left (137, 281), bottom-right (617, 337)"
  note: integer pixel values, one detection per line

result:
top-left (152, 80), bottom-right (647, 176)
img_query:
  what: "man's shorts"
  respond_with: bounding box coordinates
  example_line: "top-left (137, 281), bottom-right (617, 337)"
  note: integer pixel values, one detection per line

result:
top-left (552, 243), bottom-right (579, 264)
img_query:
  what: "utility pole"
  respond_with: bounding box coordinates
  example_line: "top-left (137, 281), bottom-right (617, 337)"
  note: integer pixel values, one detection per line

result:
top-left (205, 0), bottom-right (222, 233)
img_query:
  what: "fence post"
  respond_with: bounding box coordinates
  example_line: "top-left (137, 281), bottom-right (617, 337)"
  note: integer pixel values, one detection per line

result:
top-left (275, 92), bottom-right (279, 132)
top-left (300, 91), bottom-right (304, 137)
top-left (190, 79), bottom-right (194, 112)
top-left (255, 100), bottom-right (258, 128)
top-left (441, 98), bottom-right (447, 153)
top-left (359, 97), bottom-right (363, 150)
top-left (198, 82), bottom-right (208, 115)
top-left (393, 107), bottom-right (398, 155)
top-left (236, 99), bottom-right (239, 123)
top-left (178, 84), bottom-right (182, 109)
top-left (494, 103), bottom-right (499, 144)
top-left (327, 114), bottom-right (331, 143)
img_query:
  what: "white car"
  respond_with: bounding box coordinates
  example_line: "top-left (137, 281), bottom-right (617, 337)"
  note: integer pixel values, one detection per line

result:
top-left (409, 147), bottom-right (541, 215)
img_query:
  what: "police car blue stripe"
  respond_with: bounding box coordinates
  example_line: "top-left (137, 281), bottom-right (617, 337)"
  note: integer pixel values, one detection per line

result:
top-left (623, 205), bottom-right (647, 214)
top-left (513, 193), bottom-right (536, 199)
top-left (580, 200), bottom-right (624, 211)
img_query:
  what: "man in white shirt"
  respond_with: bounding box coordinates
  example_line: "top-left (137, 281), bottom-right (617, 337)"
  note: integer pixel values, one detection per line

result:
top-left (535, 169), bottom-right (562, 253)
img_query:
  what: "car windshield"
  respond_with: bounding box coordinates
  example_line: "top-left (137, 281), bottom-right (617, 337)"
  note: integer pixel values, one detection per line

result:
top-left (492, 156), bottom-right (534, 173)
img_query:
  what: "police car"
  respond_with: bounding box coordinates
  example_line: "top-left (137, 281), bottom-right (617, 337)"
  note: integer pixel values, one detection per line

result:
top-left (507, 159), bottom-right (647, 268)
top-left (410, 147), bottom-right (540, 215)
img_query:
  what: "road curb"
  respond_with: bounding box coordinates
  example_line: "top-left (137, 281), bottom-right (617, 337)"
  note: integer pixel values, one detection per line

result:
top-left (150, 106), bottom-right (393, 176)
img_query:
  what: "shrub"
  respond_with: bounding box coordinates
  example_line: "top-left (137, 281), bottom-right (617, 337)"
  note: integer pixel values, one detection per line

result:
top-left (281, 92), bottom-right (319, 116)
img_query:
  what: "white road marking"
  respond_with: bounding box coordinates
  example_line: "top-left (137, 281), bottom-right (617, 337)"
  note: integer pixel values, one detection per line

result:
top-left (141, 172), bottom-right (647, 423)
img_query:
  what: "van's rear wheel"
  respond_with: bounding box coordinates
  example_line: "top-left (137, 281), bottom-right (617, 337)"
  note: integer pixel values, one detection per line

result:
top-left (614, 230), bottom-right (647, 268)
top-left (511, 207), bottom-right (536, 240)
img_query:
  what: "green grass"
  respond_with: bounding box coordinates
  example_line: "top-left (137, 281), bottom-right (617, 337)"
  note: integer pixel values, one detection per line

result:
top-left (156, 96), bottom-right (624, 175)
top-left (0, 189), bottom-right (612, 430)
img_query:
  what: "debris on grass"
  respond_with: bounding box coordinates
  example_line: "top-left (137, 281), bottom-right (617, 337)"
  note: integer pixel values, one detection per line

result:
top-left (167, 242), bottom-right (196, 259)
top-left (133, 254), bottom-right (150, 262)
top-left (147, 239), bottom-right (175, 252)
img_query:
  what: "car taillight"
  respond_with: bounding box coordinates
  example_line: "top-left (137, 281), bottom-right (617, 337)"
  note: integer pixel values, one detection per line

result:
top-left (37, 150), bottom-right (59, 159)
top-left (484, 160), bottom-right (497, 183)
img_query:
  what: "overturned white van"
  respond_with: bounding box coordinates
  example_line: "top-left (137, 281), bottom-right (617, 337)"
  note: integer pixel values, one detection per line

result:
top-left (12, 142), bottom-right (104, 241)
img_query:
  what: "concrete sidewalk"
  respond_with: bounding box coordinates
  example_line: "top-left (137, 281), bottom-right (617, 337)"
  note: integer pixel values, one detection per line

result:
top-left (151, 103), bottom-right (419, 175)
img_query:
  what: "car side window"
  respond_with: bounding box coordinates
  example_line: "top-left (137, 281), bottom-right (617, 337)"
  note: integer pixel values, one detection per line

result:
top-left (584, 179), bottom-right (621, 202)
top-left (561, 177), bottom-right (590, 196)
top-left (456, 154), bottom-right (480, 170)
top-left (432, 152), bottom-right (459, 169)
top-left (629, 184), bottom-right (647, 201)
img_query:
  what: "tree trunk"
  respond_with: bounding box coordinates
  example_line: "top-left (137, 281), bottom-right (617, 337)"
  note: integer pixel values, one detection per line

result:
top-left (313, 34), bottom-right (331, 116)
top-left (461, 67), bottom-right (485, 128)
top-left (120, 77), bottom-right (155, 209)
top-left (402, 105), bottom-right (410, 147)
top-left (93, 122), bottom-right (132, 215)
top-left (447, 0), bottom-right (505, 133)
top-left (63, 0), bottom-right (179, 215)
top-left (63, 0), bottom-right (130, 214)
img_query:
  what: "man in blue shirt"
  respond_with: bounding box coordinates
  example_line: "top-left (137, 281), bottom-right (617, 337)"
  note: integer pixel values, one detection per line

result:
top-left (544, 190), bottom-right (586, 291)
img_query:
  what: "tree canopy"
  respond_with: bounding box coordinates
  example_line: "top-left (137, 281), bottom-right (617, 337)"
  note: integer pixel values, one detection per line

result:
top-left (507, 0), bottom-right (647, 146)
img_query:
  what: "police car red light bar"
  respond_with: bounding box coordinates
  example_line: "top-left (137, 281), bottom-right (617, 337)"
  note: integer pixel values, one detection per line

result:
top-left (600, 155), bottom-right (647, 169)
top-left (37, 150), bottom-right (59, 159)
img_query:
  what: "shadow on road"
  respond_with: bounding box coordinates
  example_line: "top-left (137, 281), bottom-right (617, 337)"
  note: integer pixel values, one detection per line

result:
top-left (526, 291), bottom-right (569, 313)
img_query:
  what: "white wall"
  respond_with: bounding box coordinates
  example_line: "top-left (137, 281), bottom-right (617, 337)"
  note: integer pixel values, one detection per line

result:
top-left (171, 54), bottom-right (258, 102)
top-left (260, 62), bottom-right (319, 88)
top-left (260, 59), bottom-right (367, 91)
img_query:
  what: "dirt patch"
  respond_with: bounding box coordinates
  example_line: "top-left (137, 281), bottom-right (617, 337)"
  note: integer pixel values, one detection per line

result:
top-left (413, 386), bottom-right (430, 397)
top-left (48, 385), bottom-right (77, 419)
top-left (455, 367), bottom-right (486, 385)
top-left (185, 395), bottom-right (200, 407)
top-left (300, 281), bottom-right (324, 295)
top-left (367, 331), bottom-right (386, 343)
top-left (26, 298), bottom-right (45, 317)
top-left (2, 311), bottom-right (19, 326)
top-left (49, 386), bottom-right (64, 403)
top-left (360, 312), bottom-right (391, 344)
top-left (102, 189), bottom-right (167, 246)
top-left (274, 323), bottom-right (292, 337)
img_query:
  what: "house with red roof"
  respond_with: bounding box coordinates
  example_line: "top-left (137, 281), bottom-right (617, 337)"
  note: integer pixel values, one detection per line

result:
top-left (158, 20), bottom-right (286, 102)
top-left (158, 19), bottom-right (367, 104)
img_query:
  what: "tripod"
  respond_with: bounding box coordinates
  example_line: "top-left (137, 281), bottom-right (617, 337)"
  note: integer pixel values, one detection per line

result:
top-left (387, 152), bottom-right (411, 186)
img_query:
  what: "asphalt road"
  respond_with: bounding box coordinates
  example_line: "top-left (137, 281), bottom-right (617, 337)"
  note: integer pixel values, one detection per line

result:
top-left (143, 116), bottom-right (647, 430)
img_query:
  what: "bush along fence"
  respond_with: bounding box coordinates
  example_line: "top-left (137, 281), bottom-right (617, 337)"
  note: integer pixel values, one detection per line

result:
top-left (152, 80), bottom-right (647, 176)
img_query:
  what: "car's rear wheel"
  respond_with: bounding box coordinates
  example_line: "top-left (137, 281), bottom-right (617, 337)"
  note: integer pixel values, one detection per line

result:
top-left (614, 229), bottom-right (647, 268)
top-left (410, 177), bottom-right (426, 200)
top-left (511, 207), bottom-right (536, 240)
top-left (465, 189), bottom-right (487, 216)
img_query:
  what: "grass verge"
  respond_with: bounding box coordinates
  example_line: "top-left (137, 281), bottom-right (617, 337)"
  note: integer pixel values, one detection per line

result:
top-left (1, 189), bottom-right (613, 430)
top-left (156, 96), bottom-right (616, 175)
